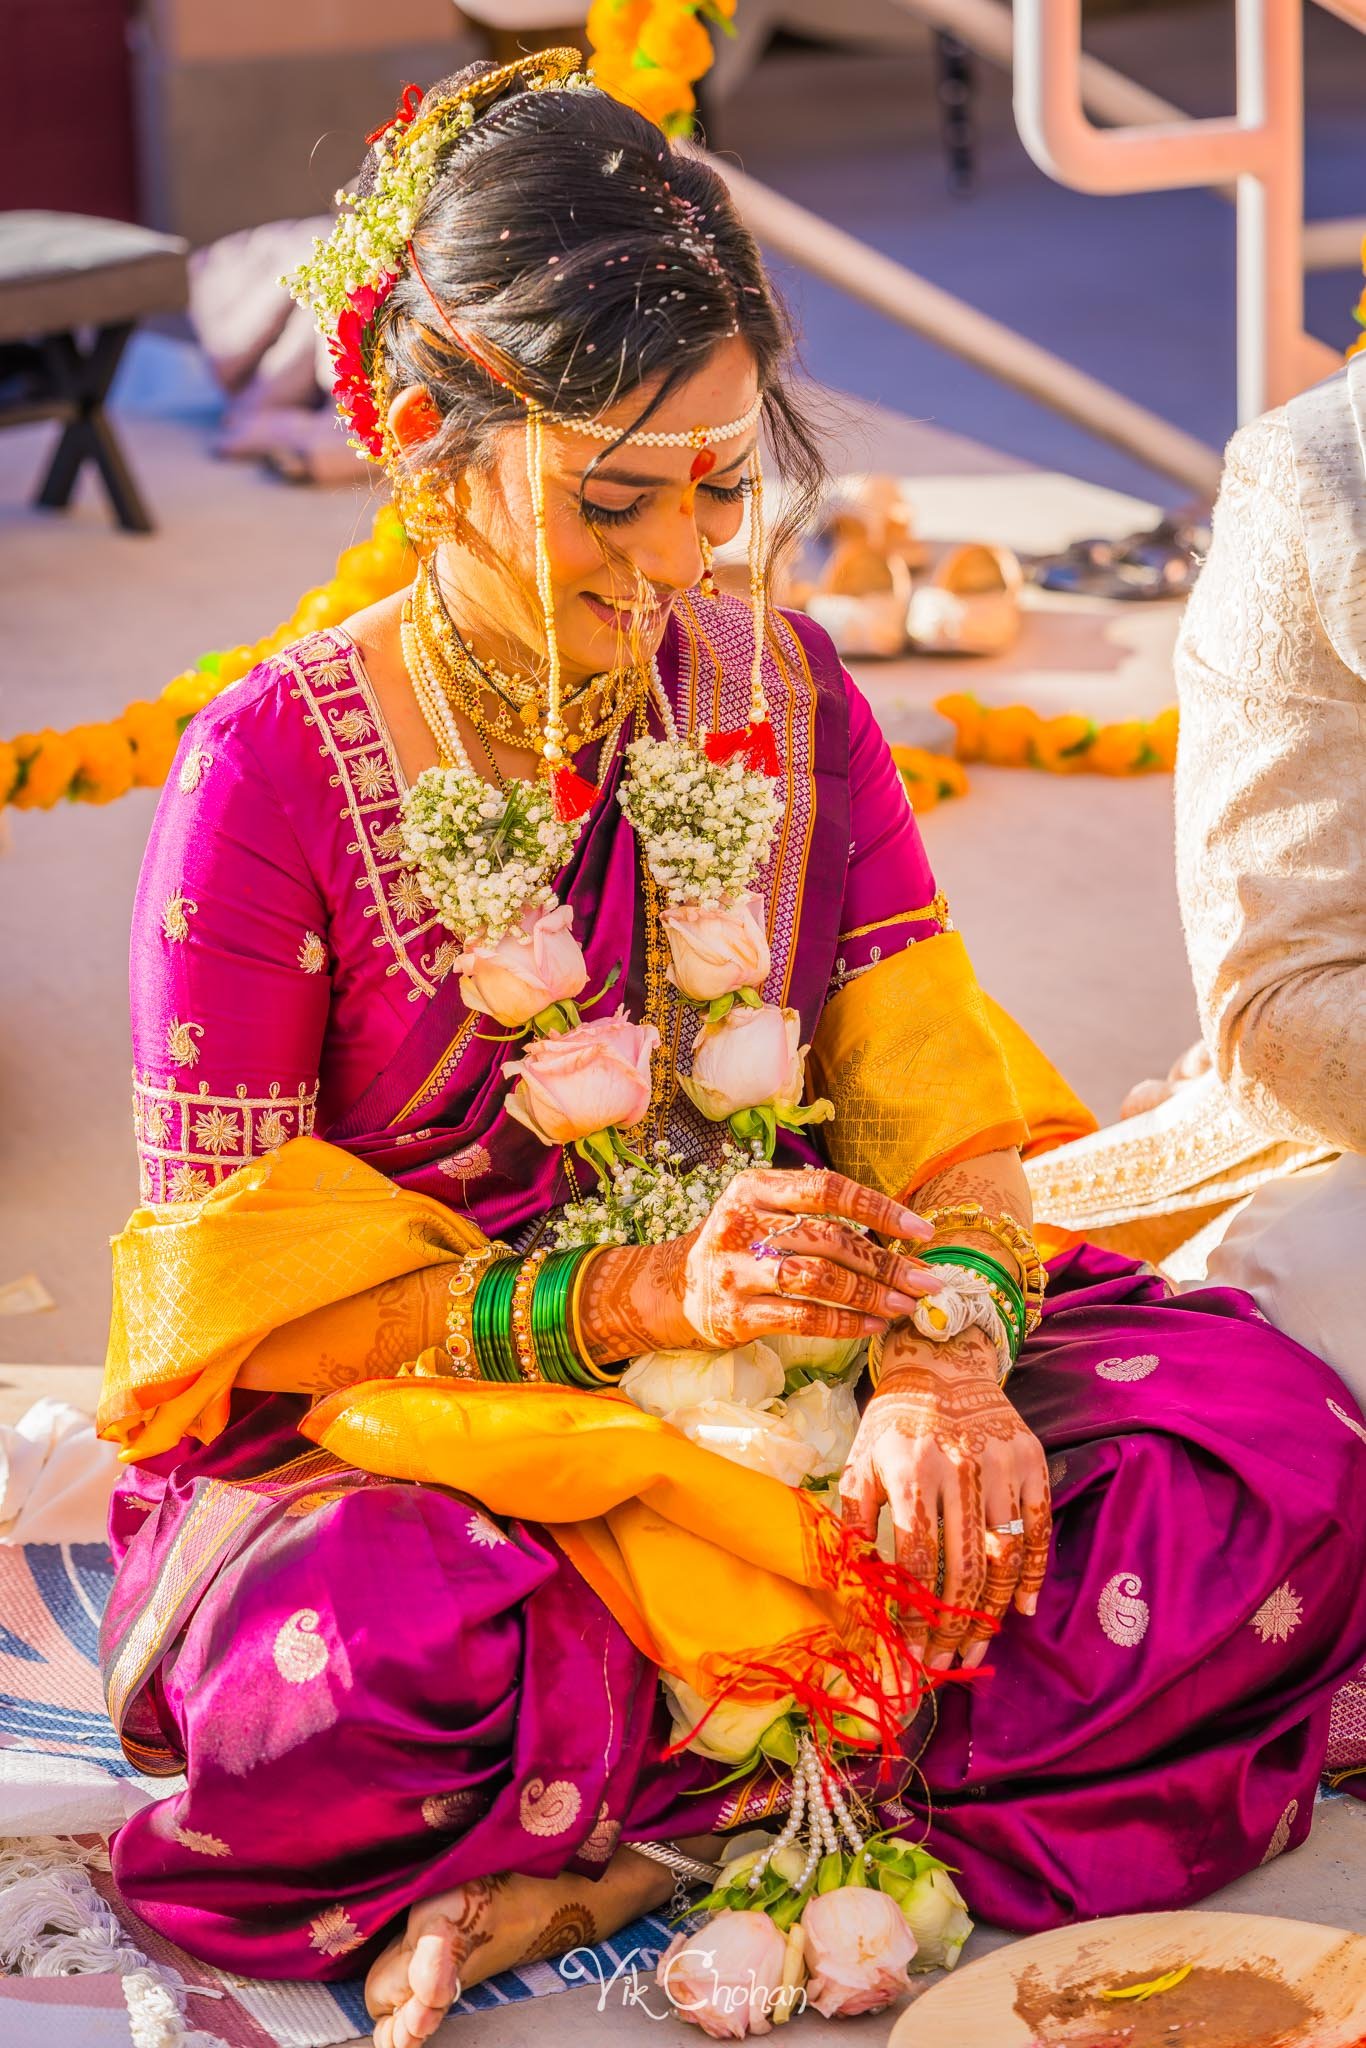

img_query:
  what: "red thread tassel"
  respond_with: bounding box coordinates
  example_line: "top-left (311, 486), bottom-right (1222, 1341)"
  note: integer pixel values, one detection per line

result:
top-left (703, 721), bottom-right (782, 776)
top-left (550, 764), bottom-right (599, 821)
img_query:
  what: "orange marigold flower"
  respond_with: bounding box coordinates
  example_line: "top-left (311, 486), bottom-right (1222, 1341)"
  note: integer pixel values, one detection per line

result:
top-left (892, 743), bottom-right (965, 803)
top-left (0, 740), bottom-right (18, 807)
top-left (215, 644), bottom-right (258, 686)
top-left (120, 699), bottom-right (182, 787)
top-left (162, 670), bottom-right (221, 720)
top-left (291, 584), bottom-right (349, 635)
top-left (1089, 720), bottom-right (1152, 775)
top-left (1147, 705), bottom-right (1179, 770)
top-left (587, 0), bottom-right (652, 53)
top-left (70, 721), bottom-right (137, 804)
top-left (933, 692), bottom-right (985, 760)
top-left (638, 4), bottom-right (715, 80)
top-left (10, 729), bottom-right (82, 809)
top-left (594, 54), bottom-right (697, 126)
top-left (1031, 712), bottom-right (1095, 772)
top-left (980, 703), bottom-right (1040, 768)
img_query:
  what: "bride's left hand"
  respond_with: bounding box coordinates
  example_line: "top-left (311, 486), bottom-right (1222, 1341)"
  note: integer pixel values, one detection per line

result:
top-left (838, 1329), bottom-right (1051, 1670)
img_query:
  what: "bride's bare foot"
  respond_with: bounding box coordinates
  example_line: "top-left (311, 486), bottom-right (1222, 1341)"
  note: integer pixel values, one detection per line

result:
top-left (365, 1835), bottom-right (719, 2048)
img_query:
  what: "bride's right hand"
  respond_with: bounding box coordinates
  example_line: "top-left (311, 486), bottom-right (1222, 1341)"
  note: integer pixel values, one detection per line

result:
top-left (578, 1167), bottom-right (936, 1363)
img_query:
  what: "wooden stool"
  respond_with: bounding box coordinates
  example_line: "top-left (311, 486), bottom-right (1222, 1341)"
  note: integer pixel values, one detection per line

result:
top-left (0, 211), bottom-right (188, 533)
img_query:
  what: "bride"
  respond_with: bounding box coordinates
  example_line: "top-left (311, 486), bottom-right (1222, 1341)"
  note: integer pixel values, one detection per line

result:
top-left (98, 52), bottom-right (1366, 2047)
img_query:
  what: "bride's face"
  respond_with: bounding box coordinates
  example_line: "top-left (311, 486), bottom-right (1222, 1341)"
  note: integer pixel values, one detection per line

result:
top-left (448, 334), bottom-right (760, 682)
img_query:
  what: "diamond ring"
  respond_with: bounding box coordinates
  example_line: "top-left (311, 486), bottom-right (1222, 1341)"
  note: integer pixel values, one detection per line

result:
top-left (990, 1519), bottom-right (1026, 1537)
top-left (750, 1240), bottom-right (785, 1261)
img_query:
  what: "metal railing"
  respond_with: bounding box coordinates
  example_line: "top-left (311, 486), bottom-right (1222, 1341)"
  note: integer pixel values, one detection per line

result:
top-left (710, 0), bottom-right (1361, 494)
top-left (1013, 0), bottom-right (1345, 419)
top-left (713, 160), bottom-right (1226, 496)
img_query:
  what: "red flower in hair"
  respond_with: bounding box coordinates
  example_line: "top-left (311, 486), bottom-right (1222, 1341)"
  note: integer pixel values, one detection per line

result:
top-left (347, 273), bottom-right (398, 327)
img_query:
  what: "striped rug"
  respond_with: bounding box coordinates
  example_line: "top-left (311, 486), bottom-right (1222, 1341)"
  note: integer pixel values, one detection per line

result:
top-left (0, 1542), bottom-right (680, 2044)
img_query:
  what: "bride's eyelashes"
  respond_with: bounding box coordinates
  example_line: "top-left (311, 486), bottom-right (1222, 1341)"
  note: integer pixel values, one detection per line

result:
top-left (582, 477), bottom-right (752, 529)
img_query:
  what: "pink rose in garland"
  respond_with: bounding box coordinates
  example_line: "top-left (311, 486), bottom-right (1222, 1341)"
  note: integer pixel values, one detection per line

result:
top-left (661, 892), bottom-right (771, 1003)
top-left (801, 1886), bottom-right (917, 2018)
top-left (504, 1010), bottom-right (656, 1148)
top-left (456, 903), bottom-right (587, 1029)
top-left (659, 1909), bottom-right (789, 2038)
top-left (682, 1003), bottom-right (832, 1150)
top-left (684, 1004), bottom-right (803, 1119)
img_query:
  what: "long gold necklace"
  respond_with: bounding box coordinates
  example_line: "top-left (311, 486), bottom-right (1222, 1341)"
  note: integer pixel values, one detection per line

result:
top-left (415, 562), bottom-right (651, 754)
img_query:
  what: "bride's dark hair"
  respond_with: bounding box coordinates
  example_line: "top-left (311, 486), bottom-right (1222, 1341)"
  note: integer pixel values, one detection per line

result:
top-left (366, 62), bottom-right (826, 562)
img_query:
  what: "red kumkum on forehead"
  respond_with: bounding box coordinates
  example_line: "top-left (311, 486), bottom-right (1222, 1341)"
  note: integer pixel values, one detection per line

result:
top-left (689, 447), bottom-right (718, 483)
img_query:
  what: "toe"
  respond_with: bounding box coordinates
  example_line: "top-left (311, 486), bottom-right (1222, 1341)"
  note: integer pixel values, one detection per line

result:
top-left (365, 1934), bottom-right (413, 2021)
top-left (407, 1925), bottom-right (461, 2009)
top-left (390, 1990), bottom-right (449, 2048)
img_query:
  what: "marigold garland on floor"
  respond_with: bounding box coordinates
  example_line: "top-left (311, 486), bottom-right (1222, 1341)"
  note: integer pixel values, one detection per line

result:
top-left (0, 510), bottom-right (1183, 812)
top-left (934, 693), bottom-right (1179, 778)
top-left (0, 507), bottom-right (414, 811)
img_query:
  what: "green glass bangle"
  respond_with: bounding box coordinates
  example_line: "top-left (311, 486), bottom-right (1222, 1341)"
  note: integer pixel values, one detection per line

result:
top-left (920, 1244), bottom-right (1026, 1324)
top-left (531, 1249), bottom-right (583, 1386)
top-left (919, 1245), bottom-right (1025, 1362)
top-left (471, 1255), bottom-right (521, 1382)
top-left (537, 1247), bottom-right (620, 1388)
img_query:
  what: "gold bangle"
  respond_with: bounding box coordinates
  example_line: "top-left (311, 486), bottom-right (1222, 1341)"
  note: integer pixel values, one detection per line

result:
top-left (445, 1241), bottom-right (512, 1378)
top-left (921, 1203), bottom-right (1046, 1333)
top-left (569, 1245), bottom-right (620, 1385)
top-left (510, 1248), bottom-right (549, 1383)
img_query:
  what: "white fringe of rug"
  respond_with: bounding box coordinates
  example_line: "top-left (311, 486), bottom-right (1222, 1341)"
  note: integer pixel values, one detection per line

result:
top-left (0, 1834), bottom-right (228, 2047)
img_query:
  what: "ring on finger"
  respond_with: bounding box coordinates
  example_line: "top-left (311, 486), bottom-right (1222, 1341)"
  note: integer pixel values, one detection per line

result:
top-left (749, 1239), bottom-right (785, 1262)
top-left (990, 1519), bottom-right (1026, 1536)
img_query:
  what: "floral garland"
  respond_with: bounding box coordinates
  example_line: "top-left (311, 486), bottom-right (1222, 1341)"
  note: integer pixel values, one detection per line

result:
top-left (587, 0), bottom-right (736, 134)
top-left (934, 693), bottom-right (1179, 776)
top-left (0, 507), bottom-right (413, 812)
top-left (0, 509), bottom-right (1185, 814)
top-left (287, 51), bottom-right (594, 459)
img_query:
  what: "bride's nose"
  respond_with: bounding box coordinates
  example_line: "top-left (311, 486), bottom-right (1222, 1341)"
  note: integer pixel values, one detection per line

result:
top-left (627, 510), bottom-right (705, 598)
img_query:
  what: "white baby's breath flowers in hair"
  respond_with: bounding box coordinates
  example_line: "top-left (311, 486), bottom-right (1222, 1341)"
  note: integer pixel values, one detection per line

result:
top-left (398, 766), bottom-right (579, 943)
top-left (617, 736), bottom-right (780, 908)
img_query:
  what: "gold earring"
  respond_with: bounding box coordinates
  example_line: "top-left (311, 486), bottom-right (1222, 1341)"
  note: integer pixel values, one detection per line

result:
top-left (390, 463), bottom-right (462, 557)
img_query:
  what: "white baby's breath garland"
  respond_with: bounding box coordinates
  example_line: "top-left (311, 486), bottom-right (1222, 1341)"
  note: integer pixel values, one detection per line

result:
top-left (617, 735), bottom-right (780, 908)
top-left (551, 1138), bottom-right (757, 1248)
top-left (398, 767), bottom-right (580, 943)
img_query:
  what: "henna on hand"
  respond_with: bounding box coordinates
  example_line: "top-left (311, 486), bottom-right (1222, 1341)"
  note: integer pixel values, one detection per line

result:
top-left (904, 1148), bottom-right (1034, 1285)
top-left (578, 1237), bottom-right (696, 1366)
top-left (682, 1167), bottom-right (934, 1349)
top-left (574, 1168), bottom-right (940, 1366)
top-left (840, 1338), bottom-right (1051, 1668)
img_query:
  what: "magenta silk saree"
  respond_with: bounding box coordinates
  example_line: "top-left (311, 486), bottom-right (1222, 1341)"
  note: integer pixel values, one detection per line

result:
top-left (105, 596), bottom-right (1366, 1978)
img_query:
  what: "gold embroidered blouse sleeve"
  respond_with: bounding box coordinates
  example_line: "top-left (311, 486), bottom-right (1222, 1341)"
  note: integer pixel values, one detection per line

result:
top-left (1175, 411), bottom-right (1366, 1153)
top-left (130, 713), bottom-right (328, 1204)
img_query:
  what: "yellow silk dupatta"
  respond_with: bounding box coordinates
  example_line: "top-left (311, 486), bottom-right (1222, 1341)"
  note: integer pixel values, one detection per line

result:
top-left (99, 1138), bottom-right (484, 1458)
top-left (100, 1135), bottom-right (934, 1745)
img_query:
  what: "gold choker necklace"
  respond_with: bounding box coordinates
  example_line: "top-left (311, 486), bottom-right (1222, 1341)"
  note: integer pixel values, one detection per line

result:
top-left (414, 563), bottom-right (650, 756)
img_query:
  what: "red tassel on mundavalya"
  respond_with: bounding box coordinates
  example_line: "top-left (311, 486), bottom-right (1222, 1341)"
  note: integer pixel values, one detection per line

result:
top-left (703, 721), bottom-right (782, 776)
top-left (549, 765), bottom-right (600, 821)
top-left (662, 1509), bottom-right (983, 1776)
